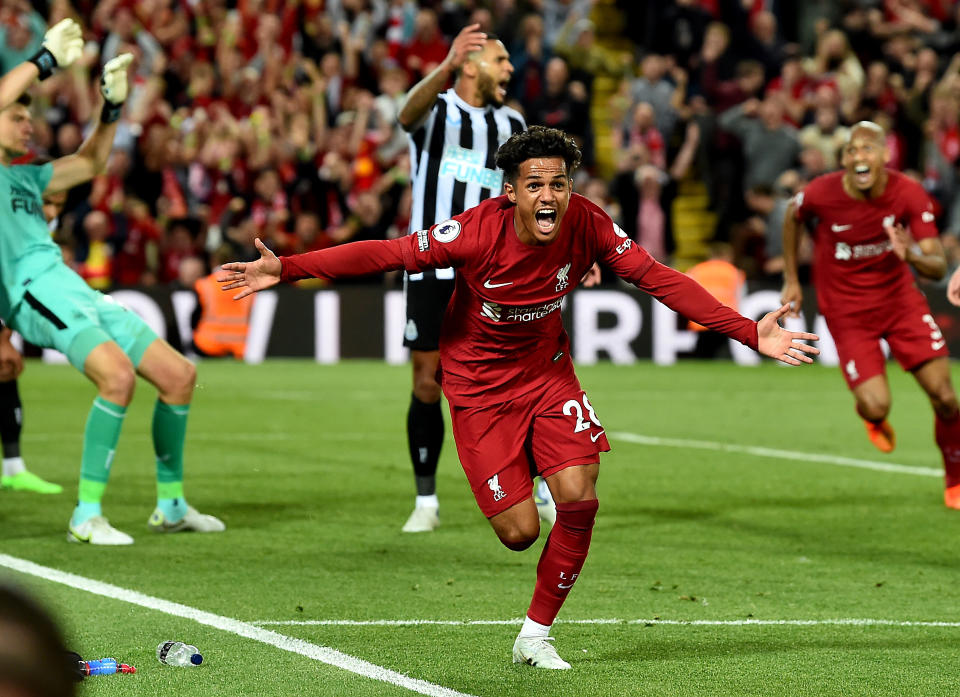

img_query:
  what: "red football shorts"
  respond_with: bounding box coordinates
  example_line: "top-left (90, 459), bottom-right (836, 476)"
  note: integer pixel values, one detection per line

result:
top-left (448, 373), bottom-right (611, 518)
top-left (825, 287), bottom-right (948, 390)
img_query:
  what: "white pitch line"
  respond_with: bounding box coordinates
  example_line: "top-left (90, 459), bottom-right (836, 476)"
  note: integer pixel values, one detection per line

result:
top-left (632, 618), bottom-right (960, 627)
top-left (254, 617), bottom-right (960, 628)
top-left (258, 619), bottom-right (527, 627)
top-left (610, 432), bottom-right (942, 478)
top-left (0, 554), bottom-right (476, 697)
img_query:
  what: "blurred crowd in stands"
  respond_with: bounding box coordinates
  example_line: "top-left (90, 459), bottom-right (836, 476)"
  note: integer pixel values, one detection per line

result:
top-left (9, 0), bottom-right (960, 290)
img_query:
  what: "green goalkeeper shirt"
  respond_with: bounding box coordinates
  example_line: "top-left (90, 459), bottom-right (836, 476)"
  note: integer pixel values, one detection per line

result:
top-left (0, 161), bottom-right (57, 319)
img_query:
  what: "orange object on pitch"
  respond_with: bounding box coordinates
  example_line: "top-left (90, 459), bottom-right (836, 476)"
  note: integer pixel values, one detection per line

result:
top-left (863, 418), bottom-right (896, 454)
top-left (944, 483), bottom-right (960, 510)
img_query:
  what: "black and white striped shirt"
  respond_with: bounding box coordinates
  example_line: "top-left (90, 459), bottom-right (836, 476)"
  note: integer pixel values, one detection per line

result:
top-left (407, 88), bottom-right (525, 280)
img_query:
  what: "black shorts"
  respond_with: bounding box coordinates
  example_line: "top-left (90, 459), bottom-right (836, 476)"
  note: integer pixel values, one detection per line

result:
top-left (403, 270), bottom-right (455, 351)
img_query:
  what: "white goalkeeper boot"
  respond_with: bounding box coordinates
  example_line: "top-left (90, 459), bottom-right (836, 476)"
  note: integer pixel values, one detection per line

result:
top-left (148, 506), bottom-right (225, 533)
top-left (67, 516), bottom-right (134, 545)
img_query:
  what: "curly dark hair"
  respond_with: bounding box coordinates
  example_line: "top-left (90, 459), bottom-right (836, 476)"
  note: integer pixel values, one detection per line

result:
top-left (495, 126), bottom-right (582, 184)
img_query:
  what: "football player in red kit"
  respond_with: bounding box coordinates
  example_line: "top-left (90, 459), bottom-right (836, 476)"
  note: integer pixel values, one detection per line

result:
top-left (222, 127), bottom-right (819, 669)
top-left (782, 120), bottom-right (960, 508)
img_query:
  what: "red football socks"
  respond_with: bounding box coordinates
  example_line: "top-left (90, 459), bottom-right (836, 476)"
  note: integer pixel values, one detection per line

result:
top-left (935, 412), bottom-right (960, 488)
top-left (527, 499), bottom-right (599, 626)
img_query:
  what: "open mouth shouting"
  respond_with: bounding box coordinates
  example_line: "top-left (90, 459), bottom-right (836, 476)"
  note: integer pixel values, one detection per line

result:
top-left (535, 207), bottom-right (558, 233)
top-left (853, 164), bottom-right (873, 188)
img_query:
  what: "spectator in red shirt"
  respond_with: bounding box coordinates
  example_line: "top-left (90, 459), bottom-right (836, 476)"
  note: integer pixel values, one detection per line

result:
top-left (765, 54), bottom-right (814, 126)
top-left (616, 101), bottom-right (666, 169)
top-left (400, 8), bottom-right (449, 82)
top-left (160, 218), bottom-right (200, 283)
top-left (113, 197), bottom-right (161, 286)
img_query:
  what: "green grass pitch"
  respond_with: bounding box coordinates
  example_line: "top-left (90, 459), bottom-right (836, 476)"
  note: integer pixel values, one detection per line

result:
top-left (3, 359), bottom-right (960, 697)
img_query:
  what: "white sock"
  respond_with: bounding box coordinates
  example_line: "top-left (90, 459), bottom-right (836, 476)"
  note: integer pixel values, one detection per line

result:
top-left (519, 615), bottom-right (551, 638)
top-left (415, 494), bottom-right (438, 509)
top-left (2, 457), bottom-right (25, 477)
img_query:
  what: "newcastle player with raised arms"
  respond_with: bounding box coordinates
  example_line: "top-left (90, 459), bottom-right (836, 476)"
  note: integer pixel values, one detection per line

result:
top-left (396, 23), bottom-right (535, 533)
top-left (221, 126), bottom-right (820, 669)
top-left (782, 120), bottom-right (960, 509)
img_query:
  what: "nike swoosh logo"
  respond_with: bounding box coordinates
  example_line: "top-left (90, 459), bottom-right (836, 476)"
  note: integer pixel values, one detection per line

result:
top-left (558, 583), bottom-right (574, 589)
top-left (483, 279), bottom-right (513, 289)
top-left (590, 430), bottom-right (605, 442)
top-left (69, 529), bottom-right (91, 543)
top-left (831, 224), bottom-right (852, 232)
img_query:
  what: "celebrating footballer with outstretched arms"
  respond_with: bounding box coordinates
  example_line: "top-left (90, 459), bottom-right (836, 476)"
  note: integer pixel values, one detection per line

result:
top-left (224, 129), bottom-right (819, 378)
top-left (781, 120), bottom-right (960, 510)
top-left (221, 127), bottom-right (818, 671)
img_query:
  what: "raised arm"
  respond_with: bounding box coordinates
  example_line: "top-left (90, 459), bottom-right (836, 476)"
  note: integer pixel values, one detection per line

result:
top-left (0, 18), bottom-right (82, 110)
top-left (397, 24), bottom-right (486, 132)
top-left (717, 100), bottom-right (756, 139)
top-left (780, 200), bottom-right (804, 317)
top-left (46, 53), bottom-right (132, 194)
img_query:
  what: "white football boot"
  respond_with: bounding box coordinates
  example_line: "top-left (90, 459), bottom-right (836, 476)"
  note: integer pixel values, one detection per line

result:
top-left (512, 636), bottom-right (571, 669)
top-left (147, 506), bottom-right (225, 533)
top-left (402, 505), bottom-right (439, 532)
top-left (67, 516), bottom-right (134, 545)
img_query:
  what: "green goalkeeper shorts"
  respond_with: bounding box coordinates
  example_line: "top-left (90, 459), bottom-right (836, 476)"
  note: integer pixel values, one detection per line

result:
top-left (8, 265), bottom-right (157, 370)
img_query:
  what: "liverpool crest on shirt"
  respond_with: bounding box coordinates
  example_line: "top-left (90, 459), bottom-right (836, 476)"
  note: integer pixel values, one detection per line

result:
top-left (556, 263), bottom-right (571, 292)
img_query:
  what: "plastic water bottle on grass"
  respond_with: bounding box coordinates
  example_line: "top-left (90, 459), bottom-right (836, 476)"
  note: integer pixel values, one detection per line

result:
top-left (80, 658), bottom-right (117, 675)
top-left (78, 658), bottom-right (136, 675)
top-left (156, 641), bottom-right (203, 667)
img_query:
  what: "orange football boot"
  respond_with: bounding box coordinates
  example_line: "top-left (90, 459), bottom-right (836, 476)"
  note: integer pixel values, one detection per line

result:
top-left (863, 419), bottom-right (895, 453)
top-left (945, 484), bottom-right (960, 510)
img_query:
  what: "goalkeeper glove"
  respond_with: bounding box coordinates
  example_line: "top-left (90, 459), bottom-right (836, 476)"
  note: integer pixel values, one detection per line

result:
top-left (29, 18), bottom-right (83, 79)
top-left (99, 53), bottom-right (133, 123)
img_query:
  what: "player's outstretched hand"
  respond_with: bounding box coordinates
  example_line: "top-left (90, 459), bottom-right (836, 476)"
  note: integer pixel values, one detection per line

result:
top-left (948, 267), bottom-right (960, 307)
top-left (42, 18), bottom-right (83, 68)
top-left (757, 303), bottom-right (820, 366)
top-left (780, 279), bottom-right (803, 318)
top-left (445, 23), bottom-right (487, 71)
top-left (219, 238), bottom-right (282, 299)
top-left (100, 53), bottom-right (133, 104)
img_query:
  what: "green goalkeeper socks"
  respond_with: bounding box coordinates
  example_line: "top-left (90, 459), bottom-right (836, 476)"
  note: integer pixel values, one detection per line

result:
top-left (73, 396), bottom-right (127, 525)
top-left (71, 398), bottom-right (192, 526)
top-left (154, 400), bottom-right (189, 520)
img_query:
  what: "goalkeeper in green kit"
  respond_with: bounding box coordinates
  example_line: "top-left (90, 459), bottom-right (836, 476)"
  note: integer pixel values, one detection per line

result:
top-left (0, 19), bottom-right (224, 545)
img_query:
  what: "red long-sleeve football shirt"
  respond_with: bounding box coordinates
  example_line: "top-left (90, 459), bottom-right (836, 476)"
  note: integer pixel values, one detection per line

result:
top-left (281, 194), bottom-right (758, 405)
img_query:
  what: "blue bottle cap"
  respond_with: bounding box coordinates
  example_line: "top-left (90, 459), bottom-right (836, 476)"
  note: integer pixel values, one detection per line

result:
top-left (190, 653), bottom-right (203, 665)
